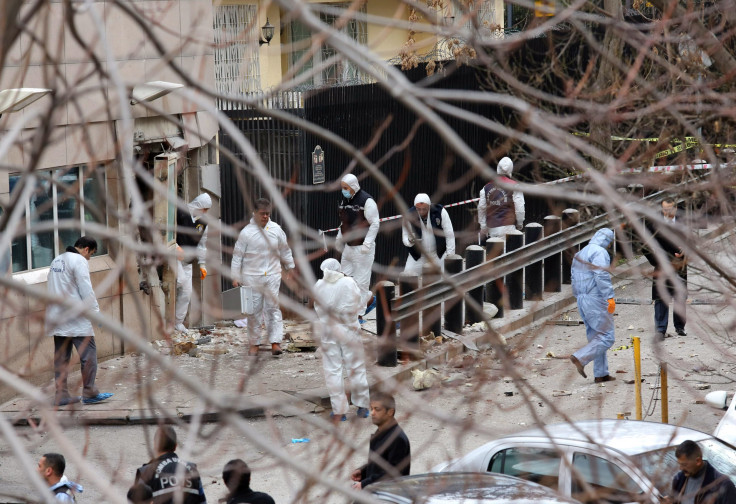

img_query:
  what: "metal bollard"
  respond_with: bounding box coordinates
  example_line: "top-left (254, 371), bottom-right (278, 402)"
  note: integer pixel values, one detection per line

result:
top-left (444, 254), bottom-right (464, 333)
top-left (465, 245), bottom-right (485, 324)
top-left (398, 273), bottom-right (421, 360)
top-left (376, 281), bottom-right (397, 367)
top-left (661, 362), bottom-right (669, 424)
top-left (544, 215), bottom-right (562, 293)
top-left (485, 238), bottom-right (505, 318)
top-left (421, 264), bottom-right (442, 339)
top-left (505, 231), bottom-right (524, 309)
top-left (562, 209), bottom-right (580, 285)
top-left (524, 223), bottom-right (543, 301)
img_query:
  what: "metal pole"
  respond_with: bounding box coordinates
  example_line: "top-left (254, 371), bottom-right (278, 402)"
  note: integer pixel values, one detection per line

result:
top-left (465, 245), bottom-right (485, 323)
top-left (544, 215), bottom-right (562, 292)
top-left (485, 238), bottom-right (505, 318)
top-left (505, 231), bottom-right (524, 309)
top-left (661, 362), bottom-right (669, 424)
top-left (562, 209), bottom-right (580, 285)
top-left (634, 336), bottom-right (642, 420)
top-left (376, 281), bottom-right (397, 367)
top-left (444, 254), bottom-right (464, 333)
top-left (524, 223), bottom-right (543, 301)
top-left (398, 273), bottom-right (420, 361)
top-left (421, 264), bottom-right (442, 338)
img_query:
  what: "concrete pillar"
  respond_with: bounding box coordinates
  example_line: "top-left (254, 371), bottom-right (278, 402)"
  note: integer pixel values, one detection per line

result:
top-left (544, 215), bottom-right (562, 293)
top-left (398, 273), bottom-right (421, 360)
top-left (505, 230), bottom-right (524, 310)
top-left (421, 264), bottom-right (442, 338)
top-left (485, 237), bottom-right (505, 318)
top-left (562, 209), bottom-right (580, 285)
top-left (464, 245), bottom-right (485, 324)
top-left (376, 281), bottom-right (397, 367)
top-left (524, 223), bottom-right (543, 301)
top-left (444, 254), bottom-right (464, 333)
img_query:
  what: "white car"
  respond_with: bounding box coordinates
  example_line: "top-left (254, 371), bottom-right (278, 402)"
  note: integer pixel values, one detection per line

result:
top-left (363, 472), bottom-right (583, 503)
top-left (433, 419), bottom-right (736, 504)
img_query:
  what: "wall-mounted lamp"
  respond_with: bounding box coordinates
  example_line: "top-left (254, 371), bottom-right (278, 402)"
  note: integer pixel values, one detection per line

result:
top-left (259, 18), bottom-right (275, 46)
top-left (130, 81), bottom-right (184, 106)
top-left (0, 88), bottom-right (52, 118)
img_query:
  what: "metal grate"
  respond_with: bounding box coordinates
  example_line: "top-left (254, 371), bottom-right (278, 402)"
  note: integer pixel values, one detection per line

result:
top-left (213, 4), bottom-right (261, 105)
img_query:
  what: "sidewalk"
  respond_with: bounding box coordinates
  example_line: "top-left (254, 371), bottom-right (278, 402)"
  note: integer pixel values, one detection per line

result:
top-left (0, 278), bottom-right (583, 427)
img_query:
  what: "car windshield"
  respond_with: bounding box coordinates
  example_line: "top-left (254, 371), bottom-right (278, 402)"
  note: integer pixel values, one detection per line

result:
top-left (633, 439), bottom-right (736, 493)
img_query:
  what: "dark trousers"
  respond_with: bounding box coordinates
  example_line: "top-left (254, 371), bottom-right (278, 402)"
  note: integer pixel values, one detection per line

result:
top-left (53, 336), bottom-right (100, 400)
top-left (652, 274), bottom-right (686, 333)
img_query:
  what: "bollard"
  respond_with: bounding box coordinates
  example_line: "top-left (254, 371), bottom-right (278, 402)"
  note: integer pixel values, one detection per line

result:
top-left (634, 336), bottom-right (642, 420)
top-left (421, 264), bottom-right (442, 339)
top-left (376, 281), bottom-right (397, 367)
top-left (465, 245), bottom-right (485, 324)
top-left (505, 231), bottom-right (524, 310)
top-left (444, 255), bottom-right (464, 333)
top-left (398, 273), bottom-right (421, 361)
top-left (561, 209), bottom-right (580, 285)
top-left (543, 215), bottom-right (562, 293)
top-left (524, 223), bottom-right (543, 301)
top-left (661, 362), bottom-right (669, 424)
top-left (485, 238), bottom-right (505, 318)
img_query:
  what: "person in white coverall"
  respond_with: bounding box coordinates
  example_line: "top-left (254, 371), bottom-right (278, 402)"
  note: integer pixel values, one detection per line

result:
top-left (569, 228), bottom-right (617, 383)
top-left (175, 193), bottom-right (211, 332)
top-left (45, 236), bottom-right (112, 406)
top-left (231, 198), bottom-right (295, 357)
top-left (336, 174), bottom-right (379, 320)
top-left (478, 157), bottom-right (525, 238)
top-left (402, 193), bottom-right (455, 275)
top-left (314, 258), bottom-right (371, 422)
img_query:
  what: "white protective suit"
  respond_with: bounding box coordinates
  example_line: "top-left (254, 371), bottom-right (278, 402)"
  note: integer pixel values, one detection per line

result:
top-left (175, 194), bottom-right (211, 330)
top-left (45, 248), bottom-right (100, 336)
top-left (335, 174), bottom-right (379, 315)
top-left (402, 193), bottom-right (456, 275)
top-left (478, 157), bottom-right (525, 239)
top-left (313, 258), bottom-right (371, 415)
top-left (231, 217), bottom-right (295, 345)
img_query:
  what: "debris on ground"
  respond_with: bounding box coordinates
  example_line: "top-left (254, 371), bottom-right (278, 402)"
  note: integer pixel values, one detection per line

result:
top-left (411, 368), bottom-right (441, 390)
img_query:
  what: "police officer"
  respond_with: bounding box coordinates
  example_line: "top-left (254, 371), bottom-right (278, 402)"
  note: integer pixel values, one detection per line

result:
top-left (135, 426), bottom-right (207, 504)
top-left (478, 157), bottom-right (525, 239)
top-left (336, 174), bottom-right (379, 320)
top-left (37, 453), bottom-right (83, 502)
top-left (402, 193), bottom-right (455, 275)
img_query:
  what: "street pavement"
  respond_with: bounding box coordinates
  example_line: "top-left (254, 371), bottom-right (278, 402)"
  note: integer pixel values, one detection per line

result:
top-left (2, 227), bottom-right (735, 503)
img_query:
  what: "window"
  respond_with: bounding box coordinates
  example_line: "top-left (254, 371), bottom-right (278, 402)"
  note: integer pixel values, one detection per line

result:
top-left (9, 166), bottom-right (108, 273)
top-left (287, 3), bottom-right (368, 87)
top-left (488, 447), bottom-right (561, 490)
top-left (213, 4), bottom-right (261, 103)
top-left (571, 452), bottom-right (643, 504)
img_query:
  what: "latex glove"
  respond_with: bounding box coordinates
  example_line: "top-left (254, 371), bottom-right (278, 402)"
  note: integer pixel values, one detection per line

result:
top-left (607, 298), bottom-right (616, 314)
top-left (516, 223), bottom-right (523, 231)
top-left (361, 243), bottom-right (372, 254)
top-left (199, 265), bottom-right (207, 280)
top-left (176, 246), bottom-right (184, 261)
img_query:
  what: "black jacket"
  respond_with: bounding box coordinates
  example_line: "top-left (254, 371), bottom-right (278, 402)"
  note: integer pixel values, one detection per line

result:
top-left (135, 452), bottom-right (207, 504)
top-left (226, 488), bottom-right (275, 504)
top-left (672, 460), bottom-right (736, 504)
top-left (338, 189), bottom-right (374, 246)
top-left (405, 204), bottom-right (447, 261)
top-left (360, 422), bottom-right (411, 488)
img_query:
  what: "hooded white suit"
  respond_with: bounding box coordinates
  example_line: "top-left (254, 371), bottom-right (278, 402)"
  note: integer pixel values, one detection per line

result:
top-left (313, 259), bottom-right (371, 415)
top-left (175, 193), bottom-right (211, 330)
top-left (478, 157), bottom-right (525, 238)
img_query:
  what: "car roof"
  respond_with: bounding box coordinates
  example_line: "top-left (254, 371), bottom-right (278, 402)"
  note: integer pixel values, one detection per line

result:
top-left (367, 472), bottom-right (582, 503)
top-left (504, 419), bottom-right (712, 456)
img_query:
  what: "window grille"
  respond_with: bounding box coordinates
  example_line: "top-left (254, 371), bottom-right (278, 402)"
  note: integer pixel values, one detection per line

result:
top-left (287, 3), bottom-right (369, 87)
top-left (213, 4), bottom-right (261, 101)
top-left (8, 166), bottom-right (108, 273)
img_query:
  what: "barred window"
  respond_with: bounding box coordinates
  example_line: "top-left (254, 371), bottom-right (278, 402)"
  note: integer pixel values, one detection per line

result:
top-left (213, 4), bottom-right (261, 99)
top-left (287, 3), bottom-right (368, 87)
top-left (8, 166), bottom-right (108, 273)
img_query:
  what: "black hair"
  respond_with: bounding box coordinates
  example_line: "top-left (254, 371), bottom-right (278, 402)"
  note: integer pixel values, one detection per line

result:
top-left (662, 197), bottom-right (676, 205)
top-left (154, 425), bottom-right (177, 453)
top-left (74, 236), bottom-right (98, 252)
top-left (42, 453), bottom-right (66, 477)
top-left (675, 440), bottom-right (702, 459)
top-left (223, 459), bottom-right (251, 494)
top-left (370, 392), bottom-right (396, 412)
